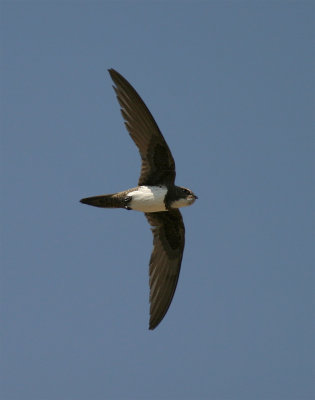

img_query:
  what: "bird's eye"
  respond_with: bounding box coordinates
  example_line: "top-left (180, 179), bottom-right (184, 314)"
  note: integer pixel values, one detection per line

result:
top-left (182, 188), bottom-right (189, 195)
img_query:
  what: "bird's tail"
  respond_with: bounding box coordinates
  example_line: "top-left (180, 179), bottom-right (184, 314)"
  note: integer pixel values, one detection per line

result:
top-left (80, 193), bottom-right (124, 209)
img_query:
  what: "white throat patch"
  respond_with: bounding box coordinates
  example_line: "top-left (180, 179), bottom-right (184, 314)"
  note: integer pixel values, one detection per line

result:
top-left (171, 198), bottom-right (191, 209)
top-left (128, 186), bottom-right (167, 212)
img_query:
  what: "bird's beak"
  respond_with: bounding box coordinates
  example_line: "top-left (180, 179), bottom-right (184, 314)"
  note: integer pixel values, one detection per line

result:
top-left (188, 194), bottom-right (198, 203)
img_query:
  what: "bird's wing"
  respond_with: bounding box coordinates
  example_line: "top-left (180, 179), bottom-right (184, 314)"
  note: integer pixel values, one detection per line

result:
top-left (145, 210), bottom-right (185, 330)
top-left (109, 68), bottom-right (176, 186)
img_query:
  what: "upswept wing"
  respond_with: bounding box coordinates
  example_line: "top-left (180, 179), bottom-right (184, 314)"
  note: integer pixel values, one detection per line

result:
top-left (145, 210), bottom-right (185, 330)
top-left (109, 69), bottom-right (176, 186)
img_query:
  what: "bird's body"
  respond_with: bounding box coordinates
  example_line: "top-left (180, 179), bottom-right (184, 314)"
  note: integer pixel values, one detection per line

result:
top-left (81, 184), bottom-right (196, 213)
top-left (126, 185), bottom-right (168, 212)
top-left (80, 69), bottom-right (197, 330)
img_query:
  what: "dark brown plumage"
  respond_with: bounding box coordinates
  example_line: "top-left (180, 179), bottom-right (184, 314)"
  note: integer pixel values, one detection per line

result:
top-left (109, 69), bottom-right (187, 330)
top-left (145, 210), bottom-right (185, 330)
top-left (109, 69), bottom-right (176, 187)
top-left (80, 69), bottom-right (197, 330)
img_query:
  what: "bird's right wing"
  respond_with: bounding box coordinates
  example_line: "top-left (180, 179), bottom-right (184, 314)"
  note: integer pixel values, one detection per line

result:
top-left (109, 69), bottom-right (176, 186)
top-left (145, 210), bottom-right (185, 330)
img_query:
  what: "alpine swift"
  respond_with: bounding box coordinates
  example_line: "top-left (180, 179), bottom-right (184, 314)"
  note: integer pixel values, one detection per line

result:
top-left (80, 69), bottom-right (198, 330)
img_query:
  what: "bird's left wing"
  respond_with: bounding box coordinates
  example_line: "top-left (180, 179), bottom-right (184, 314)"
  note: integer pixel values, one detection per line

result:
top-left (145, 210), bottom-right (185, 330)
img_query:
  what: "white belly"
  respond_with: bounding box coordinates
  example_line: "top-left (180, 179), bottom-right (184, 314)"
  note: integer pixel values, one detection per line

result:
top-left (128, 185), bottom-right (167, 212)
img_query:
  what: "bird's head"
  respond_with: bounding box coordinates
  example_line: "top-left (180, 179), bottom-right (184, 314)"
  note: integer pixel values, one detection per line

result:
top-left (171, 186), bottom-right (198, 209)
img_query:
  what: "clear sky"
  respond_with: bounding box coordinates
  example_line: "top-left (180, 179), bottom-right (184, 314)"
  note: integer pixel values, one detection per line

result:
top-left (1, 2), bottom-right (314, 400)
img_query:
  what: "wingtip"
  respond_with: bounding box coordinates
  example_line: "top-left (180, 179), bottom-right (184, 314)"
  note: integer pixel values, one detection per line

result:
top-left (148, 318), bottom-right (160, 331)
top-left (108, 68), bottom-right (117, 77)
top-left (149, 318), bottom-right (155, 330)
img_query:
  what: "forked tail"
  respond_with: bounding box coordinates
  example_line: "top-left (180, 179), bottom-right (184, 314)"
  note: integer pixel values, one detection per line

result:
top-left (80, 193), bottom-right (124, 208)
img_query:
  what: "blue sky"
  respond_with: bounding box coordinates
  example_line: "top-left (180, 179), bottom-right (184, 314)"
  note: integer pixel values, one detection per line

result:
top-left (1, 2), bottom-right (314, 400)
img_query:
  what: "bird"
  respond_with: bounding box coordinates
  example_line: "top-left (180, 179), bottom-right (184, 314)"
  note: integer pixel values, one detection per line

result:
top-left (80, 69), bottom-right (197, 330)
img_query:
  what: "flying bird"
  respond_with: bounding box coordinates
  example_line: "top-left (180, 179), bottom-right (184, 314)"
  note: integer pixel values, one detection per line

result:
top-left (80, 69), bottom-right (197, 330)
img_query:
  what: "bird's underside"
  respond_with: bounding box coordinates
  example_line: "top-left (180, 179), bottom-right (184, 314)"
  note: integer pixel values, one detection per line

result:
top-left (80, 68), bottom-right (197, 330)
